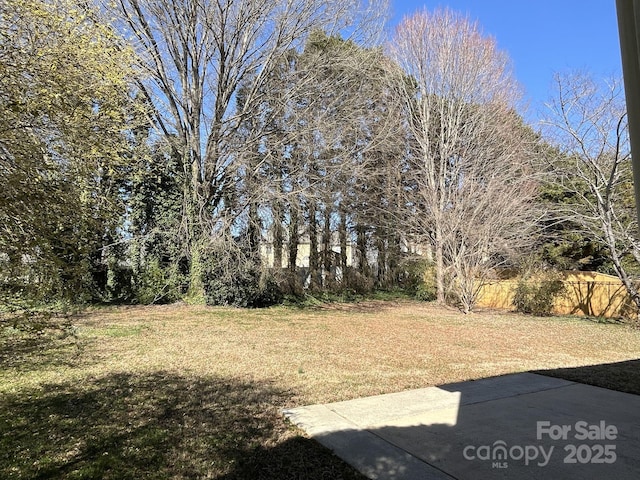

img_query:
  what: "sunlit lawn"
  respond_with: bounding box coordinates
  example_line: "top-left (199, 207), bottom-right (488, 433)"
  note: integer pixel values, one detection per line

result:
top-left (2, 300), bottom-right (639, 479)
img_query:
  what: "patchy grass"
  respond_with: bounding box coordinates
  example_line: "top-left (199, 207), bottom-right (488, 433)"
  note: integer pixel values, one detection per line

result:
top-left (1, 300), bottom-right (640, 479)
top-left (0, 372), bottom-right (362, 480)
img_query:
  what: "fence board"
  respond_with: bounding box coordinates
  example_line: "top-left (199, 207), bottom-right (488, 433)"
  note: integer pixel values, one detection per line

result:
top-left (477, 271), bottom-right (636, 319)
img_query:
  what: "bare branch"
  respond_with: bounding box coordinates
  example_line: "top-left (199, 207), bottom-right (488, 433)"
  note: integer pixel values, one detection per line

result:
top-left (388, 8), bottom-right (538, 312)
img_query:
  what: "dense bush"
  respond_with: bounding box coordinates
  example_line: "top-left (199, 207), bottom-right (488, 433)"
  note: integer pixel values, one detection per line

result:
top-left (203, 247), bottom-right (283, 308)
top-left (106, 263), bottom-right (134, 303)
top-left (342, 268), bottom-right (375, 295)
top-left (204, 268), bottom-right (282, 308)
top-left (414, 261), bottom-right (437, 302)
top-left (415, 282), bottom-right (437, 302)
top-left (512, 275), bottom-right (566, 316)
top-left (274, 269), bottom-right (305, 297)
top-left (135, 259), bottom-right (184, 305)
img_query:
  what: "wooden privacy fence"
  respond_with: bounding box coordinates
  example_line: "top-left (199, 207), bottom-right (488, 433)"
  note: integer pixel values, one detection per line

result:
top-left (477, 271), bottom-right (637, 319)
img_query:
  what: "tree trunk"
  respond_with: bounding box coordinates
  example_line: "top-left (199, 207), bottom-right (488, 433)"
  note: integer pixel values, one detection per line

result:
top-left (435, 221), bottom-right (445, 304)
top-left (184, 163), bottom-right (205, 300)
top-left (247, 201), bottom-right (261, 260)
top-left (356, 224), bottom-right (369, 276)
top-left (308, 201), bottom-right (320, 290)
top-left (288, 203), bottom-right (299, 273)
top-left (272, 200), bottom-right (283, 269)
top-left (339, 208), bottom-right (348, 278)
top-left (322, 207), bottom-right (333, 287)
top-left (376, 231), bottom-right (387, 287)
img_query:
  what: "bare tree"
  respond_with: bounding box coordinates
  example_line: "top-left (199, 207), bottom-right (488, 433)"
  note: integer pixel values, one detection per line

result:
top-left (108, 0), bottom-right (389, 294)
top-left (389, 8), bottom-right (539, 311)
top-left (542, 71), bottom-right (640, 312)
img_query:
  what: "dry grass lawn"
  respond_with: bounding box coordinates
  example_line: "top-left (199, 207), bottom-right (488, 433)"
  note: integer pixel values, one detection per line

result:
top-left (2, 300), bottom-right (639, 478)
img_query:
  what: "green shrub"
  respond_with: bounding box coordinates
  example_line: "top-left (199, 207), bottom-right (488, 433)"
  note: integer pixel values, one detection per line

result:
top-left (415, 261), bottom-right (437, 302)
top-left (135, 259), bottom-right (183, 305)
top-left (203, 258), bottom-right (283, 309)
top-left (512, 276), bottom-right (566, 316)
top-left (415, 283), bottom-right (437, 302)
top-left (106, 263), bottom-right (134, 303)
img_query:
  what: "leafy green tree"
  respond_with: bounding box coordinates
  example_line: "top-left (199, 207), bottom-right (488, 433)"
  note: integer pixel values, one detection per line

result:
top-left (538, 160), bottom-right (615, 273)
top-left (0, 0), bottom-right (139, 317)
top-left (127, 140), bottom-right (186, 304)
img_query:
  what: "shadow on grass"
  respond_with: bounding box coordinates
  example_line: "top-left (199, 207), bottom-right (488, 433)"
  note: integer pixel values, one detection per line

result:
top-left (0, 329), bottom-right (83, 372)
top-left (0, 372), bottom-right (366, 479)
top-left (534, 358), bottom-right (640, 396)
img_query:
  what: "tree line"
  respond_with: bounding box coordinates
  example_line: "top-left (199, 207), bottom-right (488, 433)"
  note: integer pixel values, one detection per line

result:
top-left (2, 0), bottom-right (639, 321)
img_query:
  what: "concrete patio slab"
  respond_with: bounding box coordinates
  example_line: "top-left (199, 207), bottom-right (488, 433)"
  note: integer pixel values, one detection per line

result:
top-left (283, 373), bottom-right (640, 479)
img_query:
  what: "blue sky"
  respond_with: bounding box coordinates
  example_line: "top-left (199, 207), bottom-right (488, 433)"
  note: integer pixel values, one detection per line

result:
top-left (389, 1), bottom-right (621, 118)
